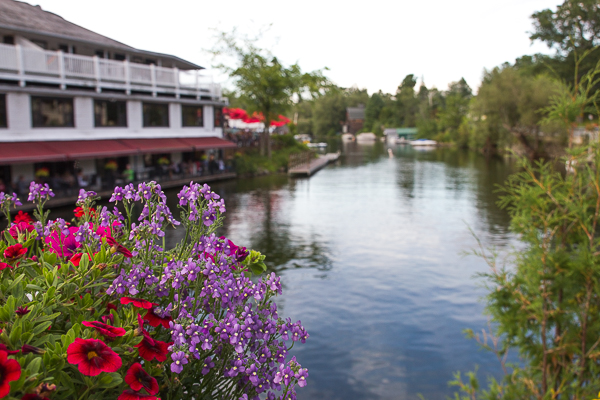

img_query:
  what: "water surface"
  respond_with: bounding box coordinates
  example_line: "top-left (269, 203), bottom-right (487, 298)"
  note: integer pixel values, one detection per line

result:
top-left (201, 143), bottom-right (520, 399)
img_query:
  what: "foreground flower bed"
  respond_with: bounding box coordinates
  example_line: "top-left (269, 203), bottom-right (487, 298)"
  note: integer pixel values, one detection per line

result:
top-left (0, 181), bottom-right (308, 400)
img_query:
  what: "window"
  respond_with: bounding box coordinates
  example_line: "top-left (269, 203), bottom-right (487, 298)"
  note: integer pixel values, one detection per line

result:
top-left (114, 53), bottom-right (126, 61)
top-left (143, 103), bottom-right (169, 127)
top-left (58, 44), bottom-right (68, 53)
top-left (182, 105), bottom-right (203, 127)
top-left (95, 50), bottom-right (105, 58)
top-left (3, 36), bottom-right (14, 45)
top-left (0, 94), bottom-right (6, 128)
top-left (94, 100), bottom-right (127, 127)
top-left (31, 97), bottom-right (74, 128)
top-left (214, 107), bottom-right (223, 128)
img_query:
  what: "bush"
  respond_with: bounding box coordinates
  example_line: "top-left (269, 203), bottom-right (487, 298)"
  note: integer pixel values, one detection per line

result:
top-left (0, 181), bottom-right (309, 400)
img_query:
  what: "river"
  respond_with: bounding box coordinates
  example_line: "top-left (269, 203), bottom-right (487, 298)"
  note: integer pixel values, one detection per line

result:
top-left (191, 142), bottom-right (519, 399)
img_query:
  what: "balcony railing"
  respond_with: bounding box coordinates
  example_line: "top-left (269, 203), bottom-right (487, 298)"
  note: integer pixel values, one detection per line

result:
top-left (0, 43), bottom-right (222, 100)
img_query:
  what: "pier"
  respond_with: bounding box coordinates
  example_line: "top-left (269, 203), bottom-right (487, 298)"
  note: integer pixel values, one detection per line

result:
top-left (288, 152), bottom-right (340, 177)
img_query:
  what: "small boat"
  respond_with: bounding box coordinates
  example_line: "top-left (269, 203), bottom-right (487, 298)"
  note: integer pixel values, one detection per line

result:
top-left (307, 142), bottom-right (327, 149)
top-left (356, 132), bottom-right (377, 142)
top-left (410, 139), bottom-right (437, 146)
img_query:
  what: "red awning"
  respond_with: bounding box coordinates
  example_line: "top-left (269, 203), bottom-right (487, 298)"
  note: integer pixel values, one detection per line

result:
top-left (180, 137), bottom-right (237, 150)
top-left (119, 138), bottom-right (192, 154)
top-left (45, 140), bottom-right (137, 159)
top-left (0, 137), bottom-right (237, 165)
top-left (0, 142), bottom-right (66, 164)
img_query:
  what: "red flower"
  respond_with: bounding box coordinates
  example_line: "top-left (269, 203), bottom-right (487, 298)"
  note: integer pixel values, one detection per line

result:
top-left (121, 297), bottom-right (156, 310)
top-left (21, 394), bottom-right (50, 400)
top-left (143, 308), bottom-right (172, 329)
top-left (4, 244), bottom-right (27, 262)
top-left (106, 303), bottom-right (118, 312)
top-left (15, 306), bottom-right (30, 316)
top-left (134, 333), bottom-right (171, 362)
top-left (14, 211), bottom-right (33, 224)
top-left (69, 253), bottom-right (83, 266)
top-left (0, 263), bottom-right (11, 271)
top-left (82, 321), bottom-right (126, 340)
top-left (0, 344), bottom-right (20, 355)
top-left (0, 350), bottom-right (21, 397)
top-left (117, 389), bottom-right (159, 400)
top-left (101, 313), bottom-right (115, 325)
top-left (8, 222), bottom-right (35, 239)
top-left (125, 363), bottom-right (159, 395)
top-left (74, 206), bottom-right (95, 218)
top-left (21, 344), bottom-right (44, 355)
top-left (66, 338), bottom-right (122, 376)
top-left (107, 237), bottom-right (133, 258)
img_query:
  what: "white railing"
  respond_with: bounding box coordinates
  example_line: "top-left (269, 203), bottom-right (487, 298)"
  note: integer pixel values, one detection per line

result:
top-left (0, 43), bottom-right (221, 99)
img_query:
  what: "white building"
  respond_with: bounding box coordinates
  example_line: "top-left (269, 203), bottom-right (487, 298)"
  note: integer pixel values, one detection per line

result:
top-left (0, 0), bottom-right (235, 193)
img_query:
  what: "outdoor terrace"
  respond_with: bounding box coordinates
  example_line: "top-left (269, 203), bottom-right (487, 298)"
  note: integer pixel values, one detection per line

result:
top-left (0, 43), bottom-right (222, 100)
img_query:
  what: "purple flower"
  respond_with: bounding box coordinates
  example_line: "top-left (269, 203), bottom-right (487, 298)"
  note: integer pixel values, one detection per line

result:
top-left (296, 367), bottom-right (309, 387)
top-left (28, 182), bottom-right (54, 203)
top-left (201, 357), bottom-right (214, 375)
top-left (170, 351), bottom-right (188, 374)
top-left (202, 210), bottom-right (216, 226)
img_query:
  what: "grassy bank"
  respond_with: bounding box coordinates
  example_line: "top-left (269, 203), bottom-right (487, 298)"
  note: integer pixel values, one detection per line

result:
top-left (233, 134), bottom-right (310, 176)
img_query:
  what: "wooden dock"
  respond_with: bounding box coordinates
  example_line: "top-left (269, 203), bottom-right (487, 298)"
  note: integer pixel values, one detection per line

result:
top-left (288, 152), bottom-right (340, 177)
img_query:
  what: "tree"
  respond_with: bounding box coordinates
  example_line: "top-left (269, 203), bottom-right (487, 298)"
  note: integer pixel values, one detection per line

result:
top-left (476, 66), bottom-right (564, 158)
top-left (436, 78), bottom-right (472, 144)
top-left (211, 31), bottom-right (328, 158)
top-left (396, 74), bottom-right (419, 127)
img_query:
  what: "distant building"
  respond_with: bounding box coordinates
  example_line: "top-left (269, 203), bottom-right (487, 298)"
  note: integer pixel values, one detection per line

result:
top-left (384, 127), bottom-right (417, 141)
top-left (343, 105), bottom-right (365, 134)
top-left (0, 0), bottom-right (234, 194)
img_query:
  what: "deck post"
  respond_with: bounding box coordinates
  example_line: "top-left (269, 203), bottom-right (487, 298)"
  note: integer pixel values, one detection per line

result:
top-left (57, 50), bottom-right (66, 89)
top-left (15, 44), bottom-right (25, 87)
top-left (124, 59), bottom-right (131, 95)
top-left (174, 67), bottom-right (180, 99)
top-left (93, 55), bottom-right (101, 93)
top-left (150, 64), bottom-right (157, 97)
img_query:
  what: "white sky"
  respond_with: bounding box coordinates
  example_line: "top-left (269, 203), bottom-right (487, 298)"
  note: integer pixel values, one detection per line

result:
top-left (29, 0), bottom-right (560, 94)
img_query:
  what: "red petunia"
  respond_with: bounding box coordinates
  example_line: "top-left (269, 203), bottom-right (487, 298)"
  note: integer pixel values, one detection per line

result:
top-left (14, 211), bottom-right (33, 224)
top-left (0, 262), bottom-right (11, 271)
top-left (125, 363), bottom-right (159, 395)
top-left (69, 253), bottom-right (83, 267)
top-left (66, 338), bottom-right (122, 376)
top-left (8, 222), bottom-right (35, 239)
top-left (121, 297), bottom-right (156, 310)
top-left (0, 350), bottom-right (21, 397)
top-left (15, 306), bottom-right (30, 316)
top-left (82, 321), bottom-right (126, 340)
top-left (117, 389), bottom-right (159, 400)
top-left (4, 244), bottom-right (27, 262)
top-left (21, 394), bottom-right (50, 400)
top-left (143, 308), bottom-right (172, 329)
top-left (106, 237), bottom-right (133, 258)
top-left (134, 333), bottom-right (171, 362)
top-left (0, 344), bottom-right (20, 355)
top-left (74, 206), bottom-right (95, 218)
top-left (106, 303), bottom-right (118, 312)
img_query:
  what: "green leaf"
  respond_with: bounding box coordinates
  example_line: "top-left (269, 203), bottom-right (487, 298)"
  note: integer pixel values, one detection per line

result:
top-left (32, 321), bottom-right (52, 335)
top-left (97, 372), bottom-right (123, 388)
top-left (27, 357), bottom-right (42, 375)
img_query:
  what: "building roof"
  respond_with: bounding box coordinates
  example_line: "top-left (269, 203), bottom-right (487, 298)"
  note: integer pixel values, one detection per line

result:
top-left (0, 0), bottom-right (203, 70)
top-left (347, 107), bottom-right (365, 120)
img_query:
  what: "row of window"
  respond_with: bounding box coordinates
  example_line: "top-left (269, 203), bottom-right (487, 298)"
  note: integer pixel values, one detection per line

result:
top-left (0, 94), bottom-right (223, 129)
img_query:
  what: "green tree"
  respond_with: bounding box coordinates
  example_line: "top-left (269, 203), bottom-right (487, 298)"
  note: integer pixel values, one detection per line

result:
top-left (211, 31), bottom-right (327, 158)
top-left (476, 66), bottom-right (563, 158)
top-left (454, 146), bottom-right (600, 399)
top-left (396, 74), bottom-right (419, 127)
top-left (436, 78), bottom-right (472, 144)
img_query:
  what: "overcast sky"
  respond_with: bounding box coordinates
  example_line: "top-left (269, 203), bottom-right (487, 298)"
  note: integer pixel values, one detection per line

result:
top-left (29, 0), bottom-right (561, 94)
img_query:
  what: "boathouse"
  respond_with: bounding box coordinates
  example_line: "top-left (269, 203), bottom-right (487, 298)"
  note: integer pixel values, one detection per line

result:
top-left (0, 0), bottom-right (235, 197)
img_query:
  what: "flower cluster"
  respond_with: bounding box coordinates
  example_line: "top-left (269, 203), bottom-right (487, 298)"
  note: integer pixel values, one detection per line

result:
top-left (0, 181), bottom-right (308, 400)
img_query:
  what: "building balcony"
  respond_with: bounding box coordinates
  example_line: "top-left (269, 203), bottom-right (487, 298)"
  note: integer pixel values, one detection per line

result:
top-left (0, 43), bottom-right (222, 100)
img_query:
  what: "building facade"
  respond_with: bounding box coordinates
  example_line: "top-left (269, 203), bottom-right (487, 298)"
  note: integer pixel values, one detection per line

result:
top-left (0, 0), bottom-right (234, 196)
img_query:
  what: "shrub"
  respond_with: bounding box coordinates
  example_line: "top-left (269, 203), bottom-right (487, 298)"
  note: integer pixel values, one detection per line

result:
top-left (0, 181), bottom-right (309, 400)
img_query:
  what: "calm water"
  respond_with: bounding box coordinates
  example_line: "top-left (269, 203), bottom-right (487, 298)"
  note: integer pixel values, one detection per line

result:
top-left (195, 143), bottom-right (519, 399)
top-left (47, 143), bottom-right (520, 399)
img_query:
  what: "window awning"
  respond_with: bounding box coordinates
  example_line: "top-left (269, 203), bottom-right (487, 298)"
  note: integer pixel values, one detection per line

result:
top-left (0, 137), bottom-right (236, 165)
